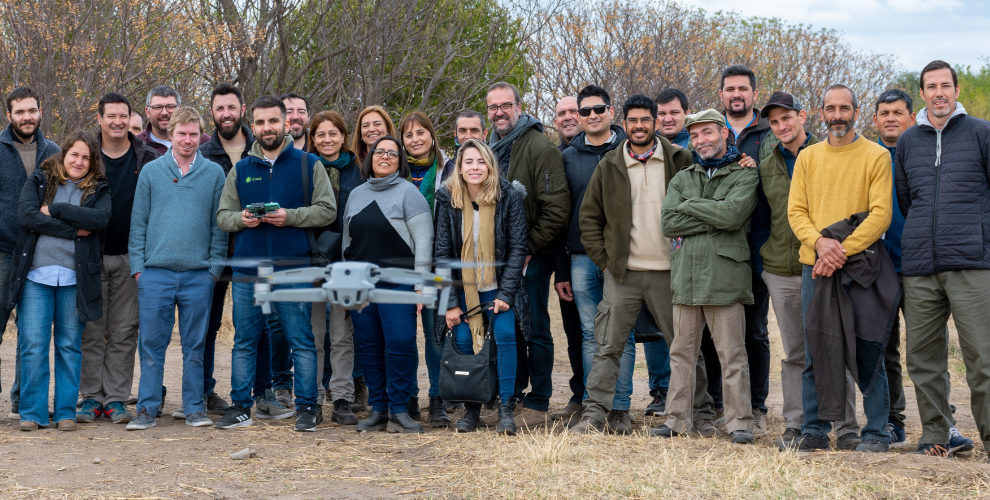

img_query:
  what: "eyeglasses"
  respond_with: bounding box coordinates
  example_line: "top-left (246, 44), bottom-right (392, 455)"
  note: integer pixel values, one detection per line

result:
top-left (149, 104), bottom-right (178, 113)
top-left (625, 117), bottom-right (654, 125)
top-left (486, 102), bottom-right (518, 114)
top-left (372, 148), bottom-right (399, 159)
top-left (578, 105), bottom-right (610, 117)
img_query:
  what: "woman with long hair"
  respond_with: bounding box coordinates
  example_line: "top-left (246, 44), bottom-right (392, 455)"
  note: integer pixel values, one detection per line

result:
top-left (350, 106), bottom-right (396, 164)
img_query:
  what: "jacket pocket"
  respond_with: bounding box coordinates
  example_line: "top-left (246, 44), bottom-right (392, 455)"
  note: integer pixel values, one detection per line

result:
top-left (680, 187), bottom-right (701, 200)
top-left (713, 184), bottom-right (730, 200)
top-left (593, 301), bottom-right (610, 346)
top-left (88, 261), bottom-right (103, 276)
top-left (713, 234), bottom-right (750, 263)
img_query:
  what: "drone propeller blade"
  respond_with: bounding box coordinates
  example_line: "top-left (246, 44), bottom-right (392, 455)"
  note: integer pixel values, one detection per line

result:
top-left (379, 257), bottom-right (504, 270)
top-left (224, 258), bottom-right (313, 269)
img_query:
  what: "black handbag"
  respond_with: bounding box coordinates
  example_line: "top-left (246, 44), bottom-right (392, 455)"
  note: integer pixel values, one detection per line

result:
top-left (439, 301), bottom-right (498, 404)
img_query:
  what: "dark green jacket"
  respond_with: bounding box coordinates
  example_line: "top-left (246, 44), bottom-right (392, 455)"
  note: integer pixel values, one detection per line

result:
top-left (507, 128), bottom-right (570, 254)
top-left (661, 161), bottom-right (759, 305)
top-left (579, 136), bottom-right (693, 283)
top-left (758, 133), bottom-right (820, 277)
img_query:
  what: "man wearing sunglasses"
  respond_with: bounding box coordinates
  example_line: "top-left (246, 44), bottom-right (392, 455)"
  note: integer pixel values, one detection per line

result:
top-left (137, 85), bottom-right (210, 156)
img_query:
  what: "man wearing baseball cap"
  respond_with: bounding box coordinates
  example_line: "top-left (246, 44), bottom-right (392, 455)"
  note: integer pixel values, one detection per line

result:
top-left (653, 109), bottom-right (759, 444)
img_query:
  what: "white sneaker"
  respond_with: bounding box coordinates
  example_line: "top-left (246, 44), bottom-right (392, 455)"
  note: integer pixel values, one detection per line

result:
top-left (171, 409), bottom-right (186, 419)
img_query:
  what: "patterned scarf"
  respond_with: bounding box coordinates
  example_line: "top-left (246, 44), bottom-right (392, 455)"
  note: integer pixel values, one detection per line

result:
top-left (626, 139), bottom-right (658, 163)
top-left (407, 154), bottom-right (437, 212)
top-left (460, 191), bottom-right (496, 354)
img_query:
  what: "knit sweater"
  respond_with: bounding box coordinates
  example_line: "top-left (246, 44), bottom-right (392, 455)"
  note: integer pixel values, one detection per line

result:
top-left (787, 135), bottom-right (892, 266)
top-left (129, 150), bottom-right (228, 278)
top-left (623, 145), bottom-right (670, 271)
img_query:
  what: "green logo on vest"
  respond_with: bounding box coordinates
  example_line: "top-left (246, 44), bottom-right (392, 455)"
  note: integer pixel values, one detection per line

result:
top-left (245, 176), bottom-right (262, 183)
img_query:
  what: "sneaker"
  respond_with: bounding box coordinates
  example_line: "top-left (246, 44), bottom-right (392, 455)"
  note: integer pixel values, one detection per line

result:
top-left (274, 388), bottom-right (293, 408)
top-left (76, 399), bottom-right (102, 423)
top-left (606, 410), bottom-right (633, 435)
top-left (569, 415), bottom-right (605, 434)
top-left (407, 397), bottom-right (422, 420)
top-left (752, 409), bottom-right (767, 438)
top-left (836, 432), bottom-right (862, 451)
top-left (856, 441), bottom-right (890, 452)
top-left (185, 411), bottom-right (213, 427)
top-left (294, 405), bottom-right (318, 432)
top-left (19, 420), bottom-right (38, 431)
top-left (352, 377), bottom-right (368, 412)
top-left (949, 426), bottom-right (975, 455)
top-left (171, 409), bottom-right (186, 419)
top-left (914, 443), bottom-right (949, 457)
top-left (331, 399), bottom-right (358, 425)
top-left (644, 390), bottom-right (667, 416)
top-left (515, 408), bottom-right (549, 429)
top-left (730, 430), bottom-right (754, 444)
top-left (215, 404), bottom-right (253, 429)
top-left (103, 401), bottom-right (134, 424)
top-left (648, 424), bottom-right (679, 438)
top-left (206, 391), bottom-right (231, 415)
top-left (551, 402), bottom-right (583, 421)
top-left (126, 409), bottom-right (156, 431)
top-left (713, 407), bottom-right (726, 426)
top-left (692, 419), bottom-right (719, 438)
top-left (885, 421), bottom-right (906, 444)
top-left (256, 389), bottom-right (295, 420)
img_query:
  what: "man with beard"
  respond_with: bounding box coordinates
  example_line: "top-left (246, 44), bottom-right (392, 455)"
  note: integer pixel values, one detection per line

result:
top-left (0, 86), bottom-right (59, 418)
top-left (215, 95), bottom-right (335, 432)
top-left (554, 96), bottom-right (580, 151)
top-left (570, 95), bottom-right (717, 435)
top-left (443, 110), bottom-right (487, 174)
top-left (896, 61), bottom-right (990, 458)
top-left (281, 92), bottom-right (310, 152)
top-left (137, 85), bottom-right (209, 155)
top-left (486, 82), bottom-right (569, 428)
top-left (76, 93), bottom-right (160, 425)
top-left (656, 89), bottom-right (691, 148)
top-left (786, 83), bottom-right (893, 452)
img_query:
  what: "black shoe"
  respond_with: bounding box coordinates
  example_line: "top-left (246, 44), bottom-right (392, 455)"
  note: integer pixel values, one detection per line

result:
top-left (645, 389), bottom-right (667, 416)
top-left (775, 427), bottom-right (802, 449)
top-left (776, 433), bottom-right (829, 451)
top-left (215, 404), bottom-right (253, 429)
top-left (294, 405), bottom-right (318, 432)
top-left (648, 424), bottom-right (678, 438)
top-left (836, 432), bottom-right (862, 451)
top-left (496, 400), bottom-right (517, 436)
top-left (387, 412), bottom-right (424, 433)
top-left (730, 430), bottom-right (754, 444)
top-left (428, 397), bottom-right (451, 427)
top-left (456, 403), bottom-right (482, 433)
top-left (205, 391), bottom-right (231, 416)
top-left (331, 399), bottom-right (359, 425)
top-left (157, 386), bottom-right (167, 418)
top-left (315, 404), bottom-right (324, 425)
top-left (357, 411), bottom-right (389, 432)
top-left (407, 397), bottom-right (422, 420)
top-left (351, 377), bottom-right (368, 412)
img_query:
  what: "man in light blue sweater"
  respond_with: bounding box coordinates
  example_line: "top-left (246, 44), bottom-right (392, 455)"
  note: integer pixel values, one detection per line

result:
top-left (126, 107), bottom-right (227, 430)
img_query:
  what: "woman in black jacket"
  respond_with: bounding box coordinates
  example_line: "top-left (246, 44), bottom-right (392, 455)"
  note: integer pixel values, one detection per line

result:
top-left (3, 130), bottom-right (110, 431)
top-left (433, 139), bottom-right (530, 435)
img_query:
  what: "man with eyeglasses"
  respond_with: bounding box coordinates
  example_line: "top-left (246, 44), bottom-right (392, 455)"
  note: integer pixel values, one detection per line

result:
top-left (137, 85), bottom-right (209, 156)
top-left (486, 82), bottom-right (569, 428)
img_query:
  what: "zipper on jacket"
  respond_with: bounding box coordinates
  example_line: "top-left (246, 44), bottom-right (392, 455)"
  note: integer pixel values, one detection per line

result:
top-left (932, 129), bottom-right (943, 272)
top-left (544, 171), bottom-right (550, 194)
top-left (775, 148), bottom-right (798, 275)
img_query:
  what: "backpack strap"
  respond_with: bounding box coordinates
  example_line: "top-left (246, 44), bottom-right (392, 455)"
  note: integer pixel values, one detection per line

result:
top-left (300, 152), bottom-right (323, 265)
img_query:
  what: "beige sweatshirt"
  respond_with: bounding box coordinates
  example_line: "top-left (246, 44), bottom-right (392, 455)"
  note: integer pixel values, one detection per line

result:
top-left (624, 147), bottom-right (671, 271)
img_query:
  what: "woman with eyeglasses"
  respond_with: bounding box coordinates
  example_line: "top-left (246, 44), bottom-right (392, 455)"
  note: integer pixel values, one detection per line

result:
top-left (342, 136), bottom-right (434, 433)
top-left (350, 106), bottom-right (396, 164)
top-left (433, 139), bottom-right (529, 435)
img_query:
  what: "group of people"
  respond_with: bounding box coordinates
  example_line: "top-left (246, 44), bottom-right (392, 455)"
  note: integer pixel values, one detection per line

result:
top-left (0, 59), bottom-right (988, 460)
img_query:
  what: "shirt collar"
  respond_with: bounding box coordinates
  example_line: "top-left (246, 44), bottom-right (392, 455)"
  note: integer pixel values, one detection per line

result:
top-left (725, 110), bottom-right (758, 138)
top-left (779, 133), bottom-right (812, 157)
top-left (172, 150), bottom-right (198, 174)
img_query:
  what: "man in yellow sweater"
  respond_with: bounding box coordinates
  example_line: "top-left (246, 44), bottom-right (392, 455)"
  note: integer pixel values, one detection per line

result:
top-left (786, 84), bottom-right (893, 452)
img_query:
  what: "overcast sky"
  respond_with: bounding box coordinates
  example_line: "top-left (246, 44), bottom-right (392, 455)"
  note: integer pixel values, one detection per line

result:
top-left (677, 0), bottom-right (989, 72)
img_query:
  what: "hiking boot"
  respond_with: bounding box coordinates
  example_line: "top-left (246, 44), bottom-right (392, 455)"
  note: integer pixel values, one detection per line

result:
top-left (649, 424), bottom-right (678, 438)
top-left (387, 412), bottom-right (425, 433)
top-left (331, 399), bottom-right (359, 425)
top-left (496, 400), bottom-right (517, 436)
top-left (776, 433), bottom-right (829, 451)
top-left (752, 409), bottom-right (767, 438)
top-left (352, 377), bottom-right (368, 412)
top-left (515, 407), bottom-right (549, 429)
top-left (836, 432), bottom-right (862, 451)
top-left (407, 397), bottom-right (422, 420)
top-left (856, 441), bottom-right (890, 453)
top-left (914, 443), bottom-right (949, 457)
top-left (644, 390), bottom-right (667, 416)
top-left (730, 430), bottom-right (754, 444)
top-left (19, 420), bottom-right (38, 431)
top-left (357, 411), bottom-right (389, 432)
top-left (481, 402), bottom-right (519, 427)
top-left (606, 409), bottom-right (633, 435)
top-left (456, 403), bottom-right (482, 433)
top-left (57, 419), bottom-right (77, 431)
top-left (428, 397), bottom-right (451, 427)
top-left (104, 401), bottom-right (134, 424)
top-left (551, 402), bottom-right (582, 421)
top-left (713, 406), bottom-right (726, 426)
top-left (274, 388), bottom-right (293, 408)
top-left (692, 419), bottom-right (719, 438)
top-left (949, 426), bottom-right (975, 455)
top-left (76, 399), bottom-right (102, 423)
top-left (569, 415), bottom-right (605, 434)
top-left (256, 389), bottom-right (295, 420)
top-left (885, 421), bottom-right (906, 444)
top-left (126, 409), bottom-right (156, 431)
top-left (185, 411), bottom-right (213, 427)
top-left (206, 391), bottom-right (231, 415)
top-left (215, 404), bottom-right (253, 429)
top-left (294, 405), bottom-right (318, 432)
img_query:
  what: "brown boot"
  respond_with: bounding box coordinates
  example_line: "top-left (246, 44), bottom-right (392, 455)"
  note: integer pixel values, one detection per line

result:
top-left (514, 407), bottom-right (549, 429)
top-left (568, 415), bottom-right (605, 434)
top-left (606, 410), bottom-right (633, 435)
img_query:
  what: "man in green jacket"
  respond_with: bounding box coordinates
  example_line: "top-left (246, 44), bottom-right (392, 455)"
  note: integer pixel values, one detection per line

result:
top-left (654, 109), bottom-right (759, 444)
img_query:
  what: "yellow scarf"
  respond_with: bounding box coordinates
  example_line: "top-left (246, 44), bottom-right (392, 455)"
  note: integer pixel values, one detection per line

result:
top-left (460, 188), bottom-right (496, 353)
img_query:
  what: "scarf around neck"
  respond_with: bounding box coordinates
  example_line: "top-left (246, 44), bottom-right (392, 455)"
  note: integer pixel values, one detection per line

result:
top-left (406, 155), bottom-right (437, 212)
top-left (489, 114), bottom-right (542, 174)
top-left (626, 139), bottom-right (658, 163)
top-left (460, 189), bottom-right (496, 354)
top-left (692, 144), bottom-right (741, 176)
top-left (319, 151), bottom-right (354, 201)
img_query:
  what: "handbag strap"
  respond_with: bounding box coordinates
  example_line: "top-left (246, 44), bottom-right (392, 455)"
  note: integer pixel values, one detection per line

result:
top-left (445, 301), bottom-right (497, 339)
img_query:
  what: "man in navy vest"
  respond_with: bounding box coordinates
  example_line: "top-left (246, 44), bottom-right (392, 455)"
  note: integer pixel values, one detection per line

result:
top-left (215, 95), bottom-right (336, 432)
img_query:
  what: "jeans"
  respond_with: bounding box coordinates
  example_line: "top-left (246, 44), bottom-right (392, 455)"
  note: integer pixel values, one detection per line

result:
top-left (17, 280), bottom-right (83, 424)
top-left (203, 269), bottom-right (229, 395)
top-left (136, 268), bottom-right (214, 417)
top-left (452, 290), bottom-right (517, 403)
top-left (269, 308), bottom-right (292, 391)
top-left (351, 283), bottom-right (418, 413)
top-left (514, 253), bottom-right (554, 411)
top-left (644, 339), bottom-right (671, 392)
top-left (0, 251), bottom-right (19, 404)
top-left (801, 265), bottom-right (887, 443)
top-left (571, 254), bottom-right (636, 410)
top-left (560, 296), bottom-right (585, 404)
top-left (231, 274), bottom-right (317, 409)
top-left (412, 310), bottom-right (440, 398)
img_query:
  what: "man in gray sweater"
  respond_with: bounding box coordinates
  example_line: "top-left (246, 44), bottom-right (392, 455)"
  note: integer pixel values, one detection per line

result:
top-left (125, 107), bottom-right (227, 431)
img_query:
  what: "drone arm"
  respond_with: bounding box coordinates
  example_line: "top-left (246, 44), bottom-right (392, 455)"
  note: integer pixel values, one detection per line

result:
top-left (267, 267), bottom-right (330, 285)
top-left (254, 288), bottom-right (328, 311)
top-left (367, 289), bottom-right (436, 307)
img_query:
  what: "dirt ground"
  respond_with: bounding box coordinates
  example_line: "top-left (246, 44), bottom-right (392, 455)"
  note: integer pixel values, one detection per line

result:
top-left (1, 294), bottom-right (989, 499)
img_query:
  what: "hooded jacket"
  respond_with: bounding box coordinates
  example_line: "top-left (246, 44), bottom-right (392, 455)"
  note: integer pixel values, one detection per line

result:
top-left (562, 126), bottom-right (627, 257)
top-left (0, 125), bottom-right (60, 253)
top-left (895, 103), bottom-right (990, 276)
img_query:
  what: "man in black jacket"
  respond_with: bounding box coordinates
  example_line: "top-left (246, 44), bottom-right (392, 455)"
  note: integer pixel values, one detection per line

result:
top-left (896, 60), bottom-right (990, 458)
top-left (77, 93), bottom-right (161, 425)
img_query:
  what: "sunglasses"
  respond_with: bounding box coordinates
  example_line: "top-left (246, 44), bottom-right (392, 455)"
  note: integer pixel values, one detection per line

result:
top-left (578, 105), bottom-right (610, 117)
top-left (372, 149), bottom-right (399, 159)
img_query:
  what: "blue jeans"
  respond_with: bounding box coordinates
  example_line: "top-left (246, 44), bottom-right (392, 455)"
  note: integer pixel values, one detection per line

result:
top-left (231, 274), bottom-right (317, 409)
top-left (416, 310), bottom-right (441, 398)
top-left (452, 290), bottom-right (517, 403)
top-left (644, 340), bottom-right (671, 392)
top-left (801, 265), bottom-right (890, 443)
top-left (0, 251), bottom-right (20, 406)
top-left (514, 253), bottom-right (554, 411)
top-left (269, 308), bottom-right (293, 391)
top-left (351, 283), bottom-right (418, 413)
top-left (571, 254), bottom-right (636, 410)
top-left (17, 280), bottom-right (83, 424)
top-left (136, 268), bottom-right (214, 416)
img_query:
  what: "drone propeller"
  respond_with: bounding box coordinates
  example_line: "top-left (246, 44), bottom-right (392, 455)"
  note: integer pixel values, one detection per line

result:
top-left (379, 257), bottom-right (505, 270)
top-left (223, 257), bottom-right (314, 269)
